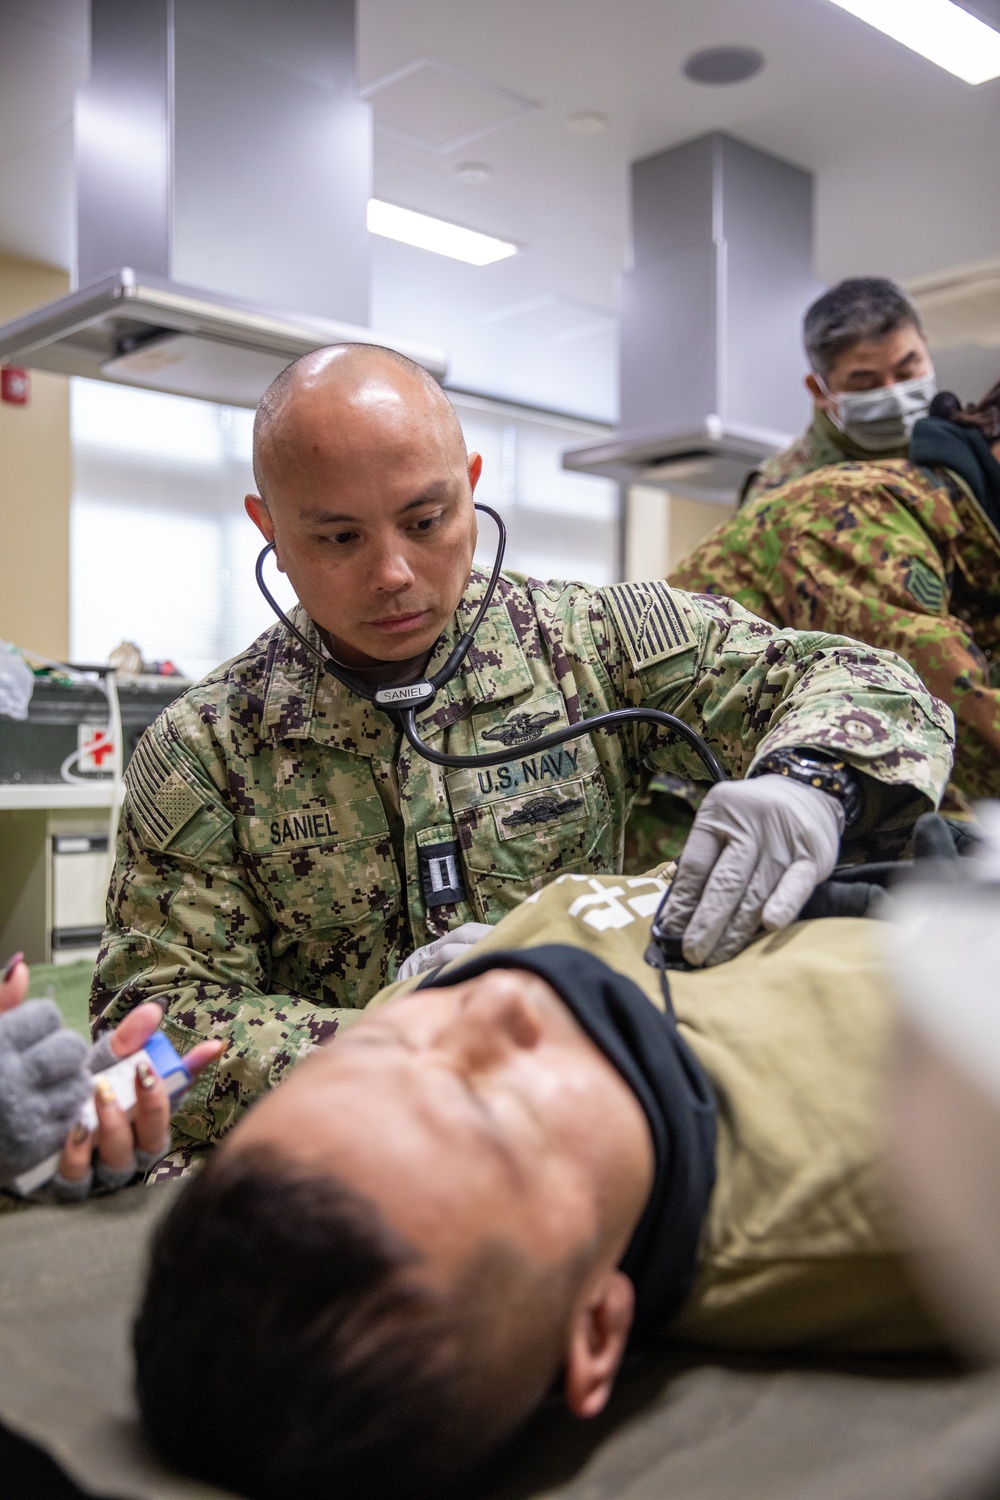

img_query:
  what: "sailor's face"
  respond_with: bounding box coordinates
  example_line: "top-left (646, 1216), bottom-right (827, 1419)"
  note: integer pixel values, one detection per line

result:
top-left (229, 970), bottom-right (654, 1285)
top-left (247, 375), bottom-right (480, 668)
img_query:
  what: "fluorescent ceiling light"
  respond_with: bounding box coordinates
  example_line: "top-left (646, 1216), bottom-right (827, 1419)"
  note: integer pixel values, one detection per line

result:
top-left (827, 0), bottom-right (1000, 83)
top-left (367, 199), bottom-right (517, 265)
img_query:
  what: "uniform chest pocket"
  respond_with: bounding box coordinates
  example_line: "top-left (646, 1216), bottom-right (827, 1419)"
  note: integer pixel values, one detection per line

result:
top-left (251, 833), bottom-right (400, 935)
top-left (446, 737), bottom-right (615, 922)
top-left (240, 793), bottom-right (401, 937)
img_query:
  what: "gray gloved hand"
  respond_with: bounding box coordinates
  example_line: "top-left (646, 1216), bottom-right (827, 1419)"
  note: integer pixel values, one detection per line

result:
top-left (397, 923), bottom-right (492, 981)
top-left (0, 1000), bottom-right (90, 1181)
top-left (87, 1029), bottom-right (118, 1074)
top-left (659, 775), bottom-right (845, 967)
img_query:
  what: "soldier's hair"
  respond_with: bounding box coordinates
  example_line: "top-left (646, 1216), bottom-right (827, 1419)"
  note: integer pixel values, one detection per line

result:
top-left (134, 1146), bottom-right (575, 1500)
top-left (252, 343), bottom-right (463, 505)
top-left (930, 380), bottom-right (1000, 445)
top-left (803, 278), bottom-right (924, 379)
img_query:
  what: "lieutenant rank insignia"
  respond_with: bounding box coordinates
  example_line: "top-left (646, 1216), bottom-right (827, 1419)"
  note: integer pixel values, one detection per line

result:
top-left (419, 839), bottom-right (466, 908)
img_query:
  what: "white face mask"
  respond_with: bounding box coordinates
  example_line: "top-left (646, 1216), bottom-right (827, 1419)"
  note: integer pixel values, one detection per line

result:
top-left (821, 369), bottom-right (937, 452)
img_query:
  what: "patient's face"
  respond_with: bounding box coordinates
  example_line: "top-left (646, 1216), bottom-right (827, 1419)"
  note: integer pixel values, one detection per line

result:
top-left (230, 970), bottom-right (654, 1283)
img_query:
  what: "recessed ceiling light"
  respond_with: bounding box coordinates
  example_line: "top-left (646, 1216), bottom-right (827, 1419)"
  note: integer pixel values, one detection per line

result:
top-left (454, 161), bottom-right (493, 183)
top-left (827, 0), bottom-right (1000, 84)
top-left (567, 110), bottom-right (609, 134)
top-left (683, 46), bottom-right (765, 84)
top-left (366, 199), bottom-right (517, 265)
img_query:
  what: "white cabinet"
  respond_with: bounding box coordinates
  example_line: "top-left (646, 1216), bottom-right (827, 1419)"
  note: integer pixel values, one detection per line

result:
top-left (0, 785), bottom-right (114, 965)
top-left (51, 832), bottom-right (109, 964)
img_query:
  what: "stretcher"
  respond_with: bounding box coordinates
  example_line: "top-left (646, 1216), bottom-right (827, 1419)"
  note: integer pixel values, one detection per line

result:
top-left (2, 1184), bottom-right (1000, 1500)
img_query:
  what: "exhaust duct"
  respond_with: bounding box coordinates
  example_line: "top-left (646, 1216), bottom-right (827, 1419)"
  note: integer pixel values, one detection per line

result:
top-left (0, 0), bottom-right (445, 404)
top-left (564, 132), bottom-right (821, 503)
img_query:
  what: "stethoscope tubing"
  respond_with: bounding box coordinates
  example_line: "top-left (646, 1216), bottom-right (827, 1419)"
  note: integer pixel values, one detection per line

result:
top-left (398, 705), bottom-right (727, 784)
top-left (254, 501), bottom-right (727, 786)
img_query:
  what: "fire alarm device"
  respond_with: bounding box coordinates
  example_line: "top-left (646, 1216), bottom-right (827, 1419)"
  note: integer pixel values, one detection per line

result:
top-left (1, 367), bottom-right (29, 405)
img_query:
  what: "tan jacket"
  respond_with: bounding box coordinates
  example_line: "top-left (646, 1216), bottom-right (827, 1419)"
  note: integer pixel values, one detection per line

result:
top-left (371, 871), bottom-right (938, 1355)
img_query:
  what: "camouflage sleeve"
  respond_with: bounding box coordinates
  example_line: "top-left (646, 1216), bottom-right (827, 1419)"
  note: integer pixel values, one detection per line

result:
top-left (738, 468), bottom-right (770, 508)
top-left (89, 719), bottom-right (345, 1145)
top-left (668, 505), bottom-right (782, 624)
top-left (582, 581), bottom-right (955, 857)
top-left (692, 488), bottom-right (1000, 802)
top-left (736, 425), bottom-right (821, 509)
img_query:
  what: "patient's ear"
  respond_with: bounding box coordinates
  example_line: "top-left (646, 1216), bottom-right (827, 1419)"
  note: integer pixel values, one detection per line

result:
top-left (563, 1269), bottom-right (635, 1419)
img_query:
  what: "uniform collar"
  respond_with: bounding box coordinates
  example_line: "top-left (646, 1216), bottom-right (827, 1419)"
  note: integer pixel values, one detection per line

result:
top-left (260, 569), bottom-right (533, 756)
top-left (811, 406), bottom-right (910, 465)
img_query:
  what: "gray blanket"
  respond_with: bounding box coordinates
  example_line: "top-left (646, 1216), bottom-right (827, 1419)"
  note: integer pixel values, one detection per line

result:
top-left (2, 1184), bottom-right (1000, 1500)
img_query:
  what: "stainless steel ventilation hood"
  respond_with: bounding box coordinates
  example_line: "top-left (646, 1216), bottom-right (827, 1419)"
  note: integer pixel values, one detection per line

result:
top-left (0, 0), bottom-right (446, 405)
top-left (563, 416), bottom-right (792, 507)
top-left (0, 269), bottom-right (446, 407)
top-left (565, 133), bottom-right (821, 502)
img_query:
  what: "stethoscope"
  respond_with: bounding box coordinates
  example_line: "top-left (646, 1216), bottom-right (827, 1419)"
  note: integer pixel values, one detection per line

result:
top-left (254, 503), bottom-right (727, 785)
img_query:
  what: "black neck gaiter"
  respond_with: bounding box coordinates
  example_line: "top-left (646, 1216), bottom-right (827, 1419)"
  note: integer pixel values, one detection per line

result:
top-left (418, 944), bottom-right (717, 1342)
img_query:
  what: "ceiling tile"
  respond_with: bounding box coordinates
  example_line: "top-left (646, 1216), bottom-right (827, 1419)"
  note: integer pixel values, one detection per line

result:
top-left (362, 58), bottom-right (539, 153)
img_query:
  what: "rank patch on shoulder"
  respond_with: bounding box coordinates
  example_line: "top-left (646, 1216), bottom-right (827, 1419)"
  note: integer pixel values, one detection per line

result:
top-left (603, 581), bottom-right (694, 670)
top-left (419, 840), bottom-right (466, 908)
top-left (904, 557), bottom-right (945, 614)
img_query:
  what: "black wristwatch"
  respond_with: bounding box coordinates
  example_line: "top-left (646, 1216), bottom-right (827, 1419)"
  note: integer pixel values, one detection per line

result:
top-left (750, 748), bottom-right (863, 828)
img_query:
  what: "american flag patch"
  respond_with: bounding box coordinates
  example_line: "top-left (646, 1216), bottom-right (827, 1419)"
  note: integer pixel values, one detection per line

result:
top-left (125, 729), bottom-right (204, 850)
top-left (603, 581), bottom-right (694, 670)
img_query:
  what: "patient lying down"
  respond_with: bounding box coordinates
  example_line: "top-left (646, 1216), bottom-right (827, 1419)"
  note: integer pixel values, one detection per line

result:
top-left (135, 874), bottom-right (941, 1500)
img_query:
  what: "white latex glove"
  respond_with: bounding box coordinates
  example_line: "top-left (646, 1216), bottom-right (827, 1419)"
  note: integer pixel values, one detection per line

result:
top-left (659, 775), bottom-right (845, 968)
top-left (396, 923), bottom-right (493, 981)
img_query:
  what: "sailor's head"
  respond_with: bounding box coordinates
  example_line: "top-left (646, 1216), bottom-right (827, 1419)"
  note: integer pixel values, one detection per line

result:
top-left (135, 967), bottom-right (654, 1500)
top-left (246, 345), bottom-right (481, 669)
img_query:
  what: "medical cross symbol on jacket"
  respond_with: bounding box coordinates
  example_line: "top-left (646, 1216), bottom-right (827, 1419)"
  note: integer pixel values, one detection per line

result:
top-left (523, 874), bottom-right (670, 932)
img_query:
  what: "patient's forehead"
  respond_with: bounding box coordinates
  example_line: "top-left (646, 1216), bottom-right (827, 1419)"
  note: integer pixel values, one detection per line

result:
top-left (226, 967), bottom-right (588, 1182)
top-left (362, 966), bottom-right (575, 1031)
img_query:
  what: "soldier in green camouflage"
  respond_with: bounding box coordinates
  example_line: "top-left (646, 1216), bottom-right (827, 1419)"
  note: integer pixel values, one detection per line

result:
top-left (90, 345), bottom-right (954, 1154)
top-left (741, 277), bottom-right (935, 506)
top-left (672, 380), bottom-right (1000, 809)
top-left (625, 277), bottom-right (939, 870)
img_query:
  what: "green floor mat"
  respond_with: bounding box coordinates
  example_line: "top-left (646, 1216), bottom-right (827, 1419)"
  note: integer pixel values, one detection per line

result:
top-left (26, 962), bottom-right (94, 1039)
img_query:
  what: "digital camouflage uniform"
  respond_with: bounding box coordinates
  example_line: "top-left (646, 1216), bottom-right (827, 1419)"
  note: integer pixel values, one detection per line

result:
top-left (89, 570), bottom-right (953, 1153)
top-left (670, 459), bottom-right (1000, 807)
top-left (740, 408), bottom-right (909, 508)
